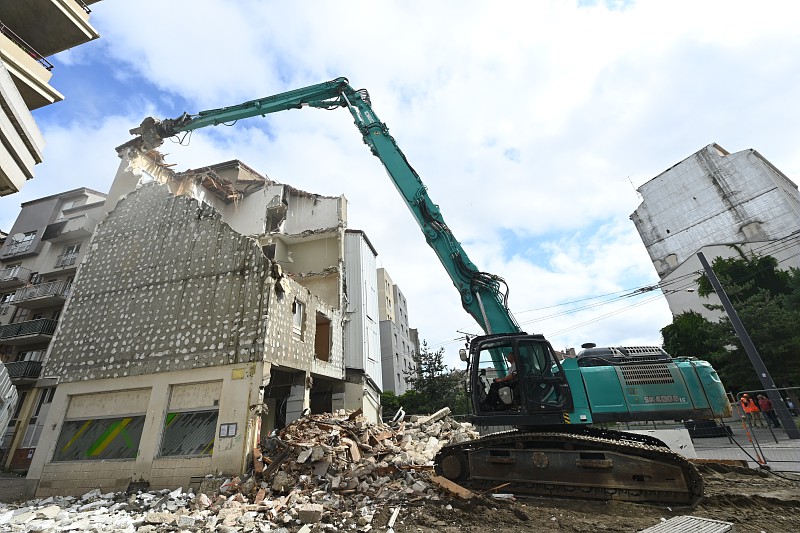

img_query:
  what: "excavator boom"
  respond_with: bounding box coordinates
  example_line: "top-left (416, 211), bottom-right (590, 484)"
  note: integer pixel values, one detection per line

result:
top-left (130, 77), bottom-right (730, 506)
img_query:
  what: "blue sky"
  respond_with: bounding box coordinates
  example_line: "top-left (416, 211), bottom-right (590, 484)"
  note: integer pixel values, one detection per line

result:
top-left (3, 0), bottom-right (799, 367)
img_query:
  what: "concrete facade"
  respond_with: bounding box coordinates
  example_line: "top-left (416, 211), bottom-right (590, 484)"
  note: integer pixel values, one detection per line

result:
top-left (0, 1), bottom-right (103, 195)
top-left (631, 143), bottom-right (800, 318)
top-left (378, 268), bottom-right (418, 395)
top-left (23, 147), bottom-right (387, 496)
top-left (0, 187), bottom-right (107, 472)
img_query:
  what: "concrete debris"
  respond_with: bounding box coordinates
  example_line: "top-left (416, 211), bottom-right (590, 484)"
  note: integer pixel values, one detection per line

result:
top-left (0, 409), bottom-right (478, 532)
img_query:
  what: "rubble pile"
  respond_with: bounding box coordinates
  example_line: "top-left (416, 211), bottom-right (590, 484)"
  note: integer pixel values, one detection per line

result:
top-left (0, 408), bottom-right (479, 532)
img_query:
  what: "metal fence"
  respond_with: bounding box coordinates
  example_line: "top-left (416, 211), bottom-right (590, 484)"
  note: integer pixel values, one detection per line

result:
top-left (621, 386), bottom-right (800, 473)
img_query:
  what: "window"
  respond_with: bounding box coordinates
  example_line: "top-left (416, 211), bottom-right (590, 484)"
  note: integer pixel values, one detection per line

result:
top-left (56, 244), bottom-right (80, 268)
top-left (7, 231), bottom-right (36, 255)
top-left (16, 350), bottom-right (44, 362)
top-left (0, 292), bottom-right (14, 316)
top-left (1, 263), bottom-right (21, 280)
top-left (28, 272), bottom-right (41, 284)
top-left (159, 382), bottom-right (221, 457)
top-left (292, 299), bottom-right (306, 339)
top-left (22, 387), bottom-right (56, 448)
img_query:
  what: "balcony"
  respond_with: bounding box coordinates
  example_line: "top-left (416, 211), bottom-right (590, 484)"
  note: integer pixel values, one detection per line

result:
top-left (0, 265), bottom-right (31, 290)
top-left (0, 235), bottom-right (42, 260)
top-left (4, 360), bottom-right (42, 383)
top-left (0, 318), bottom-right (57, 345)
top-left (13, 280), bottom-right (71, 309)
top-left (42, 215), bottom-right (97, 243)
top-left (0, 1), bottom-right (100, 58)
top-left (54, 252), bottom-right (79, 270)
top-left (0, 23), bottom-right (63, 110)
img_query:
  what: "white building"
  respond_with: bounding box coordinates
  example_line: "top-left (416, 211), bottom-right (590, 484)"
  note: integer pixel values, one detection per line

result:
top-left (378, 268), bottom-right (418, 395)
top-left (631, 143), bottom-right (800, 320)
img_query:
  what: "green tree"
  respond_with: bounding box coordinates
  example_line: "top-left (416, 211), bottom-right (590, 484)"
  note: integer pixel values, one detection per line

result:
top-left (380, 341), bottom-right (469, 416)
top-left (662, 250), bottom-right (800, 392)
top-left (661, 310), bottom-right (722, 358)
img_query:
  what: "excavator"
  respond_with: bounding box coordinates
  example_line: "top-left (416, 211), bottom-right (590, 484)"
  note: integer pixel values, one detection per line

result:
top-left (130, 77), bottom-right (731, 506)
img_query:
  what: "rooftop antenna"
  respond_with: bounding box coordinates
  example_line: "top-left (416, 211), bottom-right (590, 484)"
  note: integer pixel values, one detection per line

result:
top-left (628, 176), bottom-right (642, 200)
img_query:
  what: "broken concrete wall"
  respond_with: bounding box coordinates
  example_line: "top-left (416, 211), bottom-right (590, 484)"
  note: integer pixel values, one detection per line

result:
top-left (45, 182), bottom-right (270, 381)
top-left (27, 170), bottom-right (347, 496)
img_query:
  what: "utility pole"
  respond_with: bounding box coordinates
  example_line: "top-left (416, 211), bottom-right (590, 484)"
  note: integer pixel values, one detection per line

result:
top-left (698, 252), bottom-right (800, 439)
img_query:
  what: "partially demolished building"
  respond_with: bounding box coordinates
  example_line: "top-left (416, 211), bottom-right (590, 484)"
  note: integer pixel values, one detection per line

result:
top-left (26, 147), bottom-right (386, 496)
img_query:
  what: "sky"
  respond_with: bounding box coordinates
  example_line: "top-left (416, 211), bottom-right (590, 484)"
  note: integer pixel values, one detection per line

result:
top-left (2, 0), bottom-right (800, 369)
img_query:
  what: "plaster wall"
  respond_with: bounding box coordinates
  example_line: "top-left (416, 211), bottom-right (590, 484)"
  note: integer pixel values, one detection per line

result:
top-left (283, 189), bottom-right (342, 235)
top-left (285, 236), bottom-right (341, 283)
top-left (660, 242), bottom-right (800, 321)
top-left (632, 145), bottom-right (800, 278)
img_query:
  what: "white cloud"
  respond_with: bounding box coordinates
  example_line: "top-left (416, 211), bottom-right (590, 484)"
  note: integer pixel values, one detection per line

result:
top-left (2, 0), bottom-right (799, 369)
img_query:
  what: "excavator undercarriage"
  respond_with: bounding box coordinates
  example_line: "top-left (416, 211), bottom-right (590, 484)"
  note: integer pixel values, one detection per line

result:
top-left (434, 427), bottom-right (703, 506)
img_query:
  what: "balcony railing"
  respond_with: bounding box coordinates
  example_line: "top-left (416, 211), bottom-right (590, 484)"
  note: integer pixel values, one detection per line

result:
top-left (0, 265), bottom-right (30, 289)
top-left (74, 0), bottom-right (92, 14)
top-left (0, 22), bottom-right (54, 71)
top-left (4, 360), bottom-right (42, 381)
top-left (55, 253), bottom-right (79, 268)
top-left (14, 280), bottom-right (71, 303)
top-left (1, 240), bottom-right (34, 257)
top-left (0, 318), bottom-right (58, 344)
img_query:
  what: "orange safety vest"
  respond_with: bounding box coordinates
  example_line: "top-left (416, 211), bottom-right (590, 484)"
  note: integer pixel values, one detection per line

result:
top-left (741, 397), bottom-right (759, 413)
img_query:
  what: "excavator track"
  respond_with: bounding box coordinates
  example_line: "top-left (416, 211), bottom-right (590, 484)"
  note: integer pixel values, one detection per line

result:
top-left (434, 427), bottom-right (703, 506)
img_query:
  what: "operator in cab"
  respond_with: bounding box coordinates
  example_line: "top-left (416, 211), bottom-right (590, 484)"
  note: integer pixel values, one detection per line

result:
top-left (482, 351), bottom-right (519, 410)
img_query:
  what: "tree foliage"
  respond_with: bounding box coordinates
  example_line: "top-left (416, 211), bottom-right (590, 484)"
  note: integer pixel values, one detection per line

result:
top-left (380, 340), bottom-right (469, 417)
top-left (661, 251), bottom-right (800, 392)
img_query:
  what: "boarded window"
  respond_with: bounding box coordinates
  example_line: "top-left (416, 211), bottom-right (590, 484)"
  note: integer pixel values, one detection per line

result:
top-left (53, 416), bottom-right (146, 461)
top-left (54, 389), bottom-right (150, 461)
top-left (159, 410), bottom-right (218, 456)
top-left (159, 381), bottom-right (221, 457)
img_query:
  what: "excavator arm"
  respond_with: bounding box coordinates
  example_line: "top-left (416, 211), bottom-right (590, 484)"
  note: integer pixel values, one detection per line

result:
top-left (131, 77), bottom-right (521, 338)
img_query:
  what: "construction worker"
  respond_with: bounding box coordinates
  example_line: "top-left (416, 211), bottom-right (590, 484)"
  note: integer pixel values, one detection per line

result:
top-left (758, 394), bottom-right (781, 428)
top-left (740, 394), bottom-right (765, 428)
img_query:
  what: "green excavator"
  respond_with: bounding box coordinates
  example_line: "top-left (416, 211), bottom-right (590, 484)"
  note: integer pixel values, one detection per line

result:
top-left (130, 77), bottom-right (731, 506)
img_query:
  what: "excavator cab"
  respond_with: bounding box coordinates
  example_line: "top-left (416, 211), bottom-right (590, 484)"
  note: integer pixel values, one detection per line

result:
top-left (469, 334), bottom-right (574, 426)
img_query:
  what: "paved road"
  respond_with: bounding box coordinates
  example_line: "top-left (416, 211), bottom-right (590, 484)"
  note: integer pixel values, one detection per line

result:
top-left (693, 424), bottom-right (800, 472)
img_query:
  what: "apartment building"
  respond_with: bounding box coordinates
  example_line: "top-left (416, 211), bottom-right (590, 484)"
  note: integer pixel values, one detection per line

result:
top-left (21, 146), bottom-right (386, 496)
top-left (0, 1), bottom-right (103, 196)
top-left (0, 187), bottom-right (107, 471)
top-left (377, 268), bottom-right (418, 395)
top-left (631, 143), bottom-right (800, 320)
